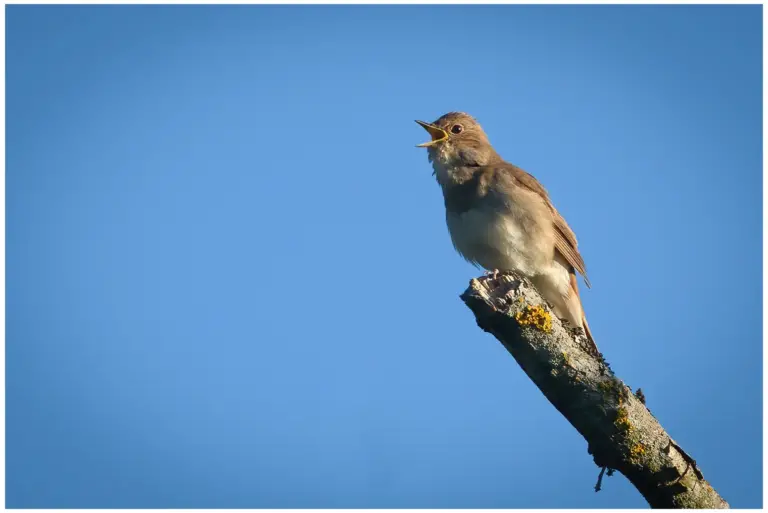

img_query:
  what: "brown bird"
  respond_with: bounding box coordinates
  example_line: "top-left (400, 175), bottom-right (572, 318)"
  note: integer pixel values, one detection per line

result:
top-left (416, 112), bottom-right (597, 353)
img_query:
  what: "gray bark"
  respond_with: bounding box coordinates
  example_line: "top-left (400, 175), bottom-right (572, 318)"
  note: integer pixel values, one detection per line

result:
top-left (460, 273), bottom-right (729, 509)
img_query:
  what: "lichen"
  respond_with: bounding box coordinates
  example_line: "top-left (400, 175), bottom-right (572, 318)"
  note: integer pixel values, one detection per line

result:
top-left (629, 442), bottom-right (646, 463)
top-left (598, 378), bottom-right (633, 410)
top-left (598, 380), bottom-right (614, 394)
top-left (614, 405), bottom-right (632, 433)
top-left (514, 304), bottom-right (552, 333)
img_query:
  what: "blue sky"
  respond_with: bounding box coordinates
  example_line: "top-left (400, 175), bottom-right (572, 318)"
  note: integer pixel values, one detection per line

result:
top-left (6, 4), bottom-right (761, 508)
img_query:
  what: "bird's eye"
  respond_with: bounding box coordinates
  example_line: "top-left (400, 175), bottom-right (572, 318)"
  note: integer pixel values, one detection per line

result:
top-left (451, 124), bottom-right (464, 134)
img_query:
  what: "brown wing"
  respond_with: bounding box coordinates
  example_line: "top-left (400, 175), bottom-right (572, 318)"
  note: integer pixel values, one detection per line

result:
top-left (552, 209), bottom-right (591, 288)
top-left (500, 163), bottom-right (591, 288)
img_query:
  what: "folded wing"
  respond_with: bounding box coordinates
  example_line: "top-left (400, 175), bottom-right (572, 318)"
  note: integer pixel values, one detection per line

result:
top-left (499, 163), bottom-right (591, 288)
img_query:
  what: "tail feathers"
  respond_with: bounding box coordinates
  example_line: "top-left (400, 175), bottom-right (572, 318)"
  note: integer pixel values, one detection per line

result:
top-left (568, 268), bottom-right (599, 357)
top-left (581, 314), bottom-right (599, 356)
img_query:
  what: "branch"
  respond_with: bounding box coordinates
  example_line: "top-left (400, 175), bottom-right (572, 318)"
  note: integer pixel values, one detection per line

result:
top-left (460, 273), bottom-right (729, 509)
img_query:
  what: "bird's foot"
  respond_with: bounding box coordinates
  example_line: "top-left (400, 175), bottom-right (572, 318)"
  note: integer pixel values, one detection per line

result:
top-left (484, 271), bottom-right (524, 306)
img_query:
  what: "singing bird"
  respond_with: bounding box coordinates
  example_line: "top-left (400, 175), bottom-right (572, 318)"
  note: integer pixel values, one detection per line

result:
top-left (416, 112), bottom-right (597, 353)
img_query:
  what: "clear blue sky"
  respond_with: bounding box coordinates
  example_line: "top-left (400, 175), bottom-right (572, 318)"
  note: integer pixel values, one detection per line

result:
top-left (6, 5), bottom-right (761, 508)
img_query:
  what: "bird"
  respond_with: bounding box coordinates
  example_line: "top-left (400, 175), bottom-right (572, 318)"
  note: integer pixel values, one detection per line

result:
top-left (415, 111), bottom-right (597, 354)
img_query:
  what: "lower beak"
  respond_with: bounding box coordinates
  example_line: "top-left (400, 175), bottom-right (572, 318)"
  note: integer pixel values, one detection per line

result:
top-left (415, 120), bottom-right (449, 147)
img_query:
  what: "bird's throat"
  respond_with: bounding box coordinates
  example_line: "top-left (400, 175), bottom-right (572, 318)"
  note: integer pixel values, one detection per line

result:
top-left (432, 159), bottom-right (479, 189)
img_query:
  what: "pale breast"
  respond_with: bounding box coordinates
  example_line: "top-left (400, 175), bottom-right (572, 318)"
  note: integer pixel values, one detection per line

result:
top-left (445, 191), bottom-right (555, 277)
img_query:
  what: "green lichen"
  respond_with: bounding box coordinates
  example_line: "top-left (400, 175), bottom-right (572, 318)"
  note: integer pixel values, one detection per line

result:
top-left (598, 380), bottom-right (614, 394)
top-left (598, 378), bottom-right (632, 408)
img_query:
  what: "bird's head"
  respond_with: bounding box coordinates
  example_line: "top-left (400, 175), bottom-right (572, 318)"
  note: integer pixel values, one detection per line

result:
top-left (415, 112), bottom-right (500, 170)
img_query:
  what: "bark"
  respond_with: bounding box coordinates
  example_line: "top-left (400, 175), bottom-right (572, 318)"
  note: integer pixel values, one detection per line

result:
top-left (460, 273), bottom-right (729, 509)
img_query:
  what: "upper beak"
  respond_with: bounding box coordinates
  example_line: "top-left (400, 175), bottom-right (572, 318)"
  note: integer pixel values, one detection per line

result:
top-left (415, 120), bottom-right (449, 147)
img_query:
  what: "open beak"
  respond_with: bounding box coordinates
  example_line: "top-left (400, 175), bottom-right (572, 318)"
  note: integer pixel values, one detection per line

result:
top-left (415, 120), bottom-right (449, 147)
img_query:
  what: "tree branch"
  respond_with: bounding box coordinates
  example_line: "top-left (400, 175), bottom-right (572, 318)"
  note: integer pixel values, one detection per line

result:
top-left (460, 273), bottom-right (728, 509)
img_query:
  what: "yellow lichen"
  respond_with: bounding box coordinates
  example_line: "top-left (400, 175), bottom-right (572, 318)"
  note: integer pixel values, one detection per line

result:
top-left (614, 406), bottom-right (632, 433)
top-left (629, 442), bottom-right (646, 464)
top-left (562, 351), bottom-right (571, 366)
top-left (514, 304), bottom-right (552, 333)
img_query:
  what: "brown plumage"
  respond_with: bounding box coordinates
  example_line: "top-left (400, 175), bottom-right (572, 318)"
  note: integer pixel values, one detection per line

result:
top-left (416, 112), bottom-right (597, 354)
